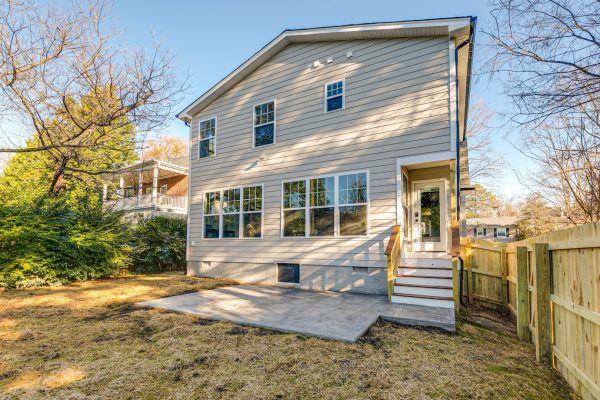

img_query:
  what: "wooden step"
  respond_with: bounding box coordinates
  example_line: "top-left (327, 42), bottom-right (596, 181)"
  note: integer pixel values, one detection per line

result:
top-left (393, 285), bottom-right (453, 298)
top-left (391, 293), bottom-right (454, 309)
top-left (396, 282), bottom-right (452, 289)
top-left (396, 276), bottom-right (452, 286)
top-left (397, 267), bottom-right (452, 278)
top-left (400, 258), bottom-right (452, 268)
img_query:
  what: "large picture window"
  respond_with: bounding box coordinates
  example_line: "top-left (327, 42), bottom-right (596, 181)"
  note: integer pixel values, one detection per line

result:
top-left (198, 117), bottom-right (216, 158)
top-left (253, 100), bottom-right (275, 147)
top-left (203, 185), bottom-right (263, 239)
top-left (282, 172), bottom-right (368, 237)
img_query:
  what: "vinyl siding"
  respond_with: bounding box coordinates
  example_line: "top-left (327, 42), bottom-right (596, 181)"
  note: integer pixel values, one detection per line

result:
top-left (187, 37), bottom-right (452, 268)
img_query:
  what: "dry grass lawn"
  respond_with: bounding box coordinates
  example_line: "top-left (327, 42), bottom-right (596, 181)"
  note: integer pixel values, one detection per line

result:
top-left (0, 273), bottom-right (576, 399)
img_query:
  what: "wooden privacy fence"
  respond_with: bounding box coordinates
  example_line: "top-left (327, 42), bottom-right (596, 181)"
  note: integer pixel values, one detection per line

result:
top-left (460, 222), bottom-right (600, 400)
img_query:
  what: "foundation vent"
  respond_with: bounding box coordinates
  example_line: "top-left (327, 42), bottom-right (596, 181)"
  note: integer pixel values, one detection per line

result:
top-left (352, 266), bottom-right (369, 275)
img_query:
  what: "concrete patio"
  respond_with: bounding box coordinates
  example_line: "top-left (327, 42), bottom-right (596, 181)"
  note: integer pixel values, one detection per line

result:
top-left (137, 285), bottom-right (455, 342)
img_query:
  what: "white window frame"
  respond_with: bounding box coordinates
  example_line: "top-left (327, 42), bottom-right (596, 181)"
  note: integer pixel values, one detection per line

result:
top-left (159, 184), bottom-right (168, 195)
top-left (496, 227), bottom-right (508, 237)
top-left (324, 78), bottom-right (345, 113)
top-left (198, 116), bottom-right (217, 159)
top-left (281, 170), bottom-right (370, 238)
top-left (252, 99), bottom-right (276, 148)
top-left (475, 227), bottom-right (485, 237)
top-left (201, 184), bottom-right (264, 240)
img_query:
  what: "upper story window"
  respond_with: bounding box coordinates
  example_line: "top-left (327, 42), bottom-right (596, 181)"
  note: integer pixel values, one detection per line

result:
top-left (199, 117), bottom-right (216, 158)
top-left (253, 101), bottom-right (275, 147)
top-left (282, 171), bottom-right (368, 238)
top-left (325, 80), bottom-right (344, 112)
top-left (475, 227), bottom-right (486, 237)
top-left (159, 184), bottom-right (168, 195)
top-left (203, 185), bottom-right (263, 239)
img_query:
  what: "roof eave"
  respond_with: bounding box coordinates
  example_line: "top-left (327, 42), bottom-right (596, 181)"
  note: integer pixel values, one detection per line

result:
top-left (177, 17), bottom-right (473, 121)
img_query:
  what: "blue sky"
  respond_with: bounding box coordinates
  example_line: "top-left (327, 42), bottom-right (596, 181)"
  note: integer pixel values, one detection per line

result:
top-left (110, 0), bottom-right (530, 198)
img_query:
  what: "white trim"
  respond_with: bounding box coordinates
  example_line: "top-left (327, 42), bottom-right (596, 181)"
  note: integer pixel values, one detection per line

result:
top-left (186, 123), bottom-right (192, 262)
top-left (324, 78), bottom-right (345, 113)
top-left (280, 170), bottom-right (370, 239)
top-left (448, 39), bottom-right (457, 154)
top-left (252, 99), bottom-right (277, 148)
top-left (201, 183), bottom-right (265, 240)
top-left (395, 151), bottom-right (455, 226)
top-left (176, 17), bottom-right (472, 120)
top-left (198, 116), bottom-right (217, 159)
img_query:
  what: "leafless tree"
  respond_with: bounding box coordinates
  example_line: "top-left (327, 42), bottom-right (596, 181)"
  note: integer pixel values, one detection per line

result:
top-left (466, 100), bottom-right (503, 184)
top-left (0, 0), bottom-right (186, 192)
top-left (482, 0), bottom-right (600, 225)
top-left (482, 0), bottom-right (600, 128)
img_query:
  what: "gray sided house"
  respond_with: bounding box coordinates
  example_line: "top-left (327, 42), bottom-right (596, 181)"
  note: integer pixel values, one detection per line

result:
top-left (177, 17), bottom-right (475, 309)
top-left (467, 217), bottom-right (517, 243)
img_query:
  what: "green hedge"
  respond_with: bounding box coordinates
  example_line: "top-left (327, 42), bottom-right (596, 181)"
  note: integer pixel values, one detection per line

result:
top-left (130, 216), bottom-right (187, 274)
top-left (0, 196), bottom-right (132, 288)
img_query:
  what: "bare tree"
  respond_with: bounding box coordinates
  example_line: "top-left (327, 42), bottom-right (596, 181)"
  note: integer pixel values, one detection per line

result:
top-left (0, 0), bottom-right (186, 192)
top-left (482, 0), bottom-right (600, 225)
top-left (482, 0), bottom-right (600, 127)
top-left (466, 100), bottom-right (502, 184)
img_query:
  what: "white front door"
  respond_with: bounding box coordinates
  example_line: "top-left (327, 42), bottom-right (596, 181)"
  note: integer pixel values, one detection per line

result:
top-left (412, 180), bottom-right (447, 252)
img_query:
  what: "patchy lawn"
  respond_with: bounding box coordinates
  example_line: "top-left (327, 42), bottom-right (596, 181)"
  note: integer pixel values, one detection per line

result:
top-left (0, 273), bottom-right (575, 399)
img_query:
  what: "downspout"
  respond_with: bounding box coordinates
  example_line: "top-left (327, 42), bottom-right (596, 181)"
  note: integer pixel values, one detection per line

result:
top-left (454, 17), bottom-right (476, 309)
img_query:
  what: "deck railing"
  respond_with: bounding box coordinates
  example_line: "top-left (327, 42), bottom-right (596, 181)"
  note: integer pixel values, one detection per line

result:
top-left (105, 193), bottom-right (187, 211)
top-left (384, 225), bottom-right (402, 301)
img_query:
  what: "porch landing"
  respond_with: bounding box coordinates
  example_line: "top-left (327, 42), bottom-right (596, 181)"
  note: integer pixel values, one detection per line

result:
top-left (137, 285), bottom-right (455, 342)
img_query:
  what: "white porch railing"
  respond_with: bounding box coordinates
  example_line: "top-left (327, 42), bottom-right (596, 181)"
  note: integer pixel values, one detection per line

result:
top-left (105, 193), bottom-right (187, 211)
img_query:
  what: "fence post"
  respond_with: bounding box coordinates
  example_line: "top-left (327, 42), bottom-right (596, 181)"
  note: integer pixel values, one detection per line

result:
top-left (500, 247), bottom-right (508, 313)
top-left (516, 246), bottom-right (530, 341)
top-left (466, 242), bottom-right (473, 305)
top-left (534, 243), bottom-right (551, 363)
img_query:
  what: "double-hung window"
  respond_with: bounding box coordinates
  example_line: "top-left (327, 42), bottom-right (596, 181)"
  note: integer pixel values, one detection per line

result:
top-left (325, 80), bottom-right (344, 112)
top-left (253, 101), bottom-right (275, 147)
top-left (495, 227), bottom-right (508, 238)
top-left (282, 171), bottom-right (368, 237)
top-left (203, 185), bottom-right (263, 239)
top-left (199, 117), bottom-right (216, 158)
top-left (475, 227), bottom-right (486, 237)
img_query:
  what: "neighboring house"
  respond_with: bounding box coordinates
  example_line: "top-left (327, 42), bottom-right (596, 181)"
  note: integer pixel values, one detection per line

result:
top-left (102, 156), bottom-right (188, 218)
top-left (176, 17), bottom-right (476, 309)
top-left (467, 217), bottom-right (517, 243)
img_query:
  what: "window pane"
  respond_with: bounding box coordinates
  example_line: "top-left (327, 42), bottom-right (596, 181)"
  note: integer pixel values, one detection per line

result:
top-left (326, 96), bottom-right (343, 112)
top-left (254, 123), bottom-right (274, 146)
top-left (222, 189), bottom-right (240, 213)
top-left (204, 215), bottom-right (220, 238)
top-left (284, 210), bottom-right (306, 237)
top-left (199, 138), bottom-right (215, 158)
top-left (222, 214), bottom-right (240, 238)
top-left (339, 172), bottom-right (367, 204)
top-left (283, 180), bottom-right (305, 209)
top-left (340, 205), bottom-right (367, 236)
top-left (254, 101), bottom-right (275, 125)
top-left (243, 213), bottom-right (262, 238)
top-left (200, 118), bottom-right (215, 139)
top-left (310, 176), bottom-right (334, 206)
top-left (243, 186), bottom-right (262, 211)
top-left (310, 207), bottom-right (334, 236)
top-left (204, 191), bottom-right (220, 214)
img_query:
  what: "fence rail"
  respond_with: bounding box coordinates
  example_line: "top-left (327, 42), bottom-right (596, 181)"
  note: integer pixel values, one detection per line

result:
top-left (460, 222), bottom-right (600, 400)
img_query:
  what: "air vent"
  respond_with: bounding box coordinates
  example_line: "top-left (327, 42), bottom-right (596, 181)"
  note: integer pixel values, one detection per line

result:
top-left (352, 266), bottom-right (369, 275)
top-left (277, 263), bottom-right (300, 284)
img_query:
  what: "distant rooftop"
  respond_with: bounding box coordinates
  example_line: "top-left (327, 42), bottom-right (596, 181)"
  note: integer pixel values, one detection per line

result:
top-left (466, 217), bottom-right (518, 226)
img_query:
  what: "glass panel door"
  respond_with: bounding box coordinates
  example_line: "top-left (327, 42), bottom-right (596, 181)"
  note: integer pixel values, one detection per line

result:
top-left (419, 186), bottom-right (441, 243)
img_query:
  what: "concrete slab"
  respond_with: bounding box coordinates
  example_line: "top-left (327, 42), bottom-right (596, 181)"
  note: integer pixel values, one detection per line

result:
top-left (137, 285), bottom-right (455, 342)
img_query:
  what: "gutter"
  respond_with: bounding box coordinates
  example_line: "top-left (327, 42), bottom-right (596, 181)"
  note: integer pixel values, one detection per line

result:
top-left (454, 16), bottom-right (476, 310)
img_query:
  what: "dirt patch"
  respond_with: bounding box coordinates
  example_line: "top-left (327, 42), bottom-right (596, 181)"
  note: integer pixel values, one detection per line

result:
top-left (0, 274), bottom-right (577, 399)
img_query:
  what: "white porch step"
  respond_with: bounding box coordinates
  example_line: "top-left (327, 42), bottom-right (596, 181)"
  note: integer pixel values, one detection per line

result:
top-left (391, 294), bottom-right (454, 309)
top-left (394, 284), bottom-right (452, 298)
top-left (405, 252), bottom-right (451, 259)
top-left (400, 258), bottom-right (452, 268)
top-left (397, 267), bottom-right (452, 278)
top-left (395, 276), bottom-right (452, 287)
